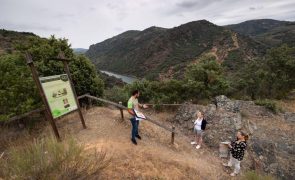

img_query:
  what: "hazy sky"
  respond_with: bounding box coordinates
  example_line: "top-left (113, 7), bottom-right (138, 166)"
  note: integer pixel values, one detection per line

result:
top-left (1, 0), bottom-right (295, 48)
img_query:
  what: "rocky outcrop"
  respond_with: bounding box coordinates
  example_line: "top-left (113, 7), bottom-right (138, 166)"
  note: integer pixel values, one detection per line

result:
top-left (172, 95), bottom-right (295, 179)
top-left (284, 112), bottom-right (295, 122)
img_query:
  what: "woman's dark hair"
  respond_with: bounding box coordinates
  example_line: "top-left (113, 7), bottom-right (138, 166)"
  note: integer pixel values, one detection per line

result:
top-left (132, 90), bottom-right (139, 96)
top-left (240, 131), bottom-right (249, 141)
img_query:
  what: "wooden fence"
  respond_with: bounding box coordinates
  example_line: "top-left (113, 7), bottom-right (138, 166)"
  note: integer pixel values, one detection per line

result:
top-left (5, 94), bottom-right (177, 144)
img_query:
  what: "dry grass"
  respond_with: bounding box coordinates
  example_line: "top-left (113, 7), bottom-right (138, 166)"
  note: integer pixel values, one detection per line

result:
top-left (0, 135), bottom-right (110, 180)
top-left (276, 99), bottom-right (295, 112)
top-left (1, 106), bottom-right (249, 179)
top-left (54, 107), bottom-right (229, 179)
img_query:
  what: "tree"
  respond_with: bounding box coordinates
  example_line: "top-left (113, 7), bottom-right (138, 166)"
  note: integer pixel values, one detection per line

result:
top-left (0, 53), bottom-right (41, 121)
top-left (234, 44), bottom-right (295, 99)
top-left (0, 36), bottom-right (104, 121)
top-left (184, 54), bottom-right (229, 98)
top-left (265, 44), bottom-right (295, 98)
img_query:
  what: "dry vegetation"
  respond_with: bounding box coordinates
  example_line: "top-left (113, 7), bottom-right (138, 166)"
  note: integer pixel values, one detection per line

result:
top-left (1, 105), bottom-right (283, 179)
top-left (0, 134), bottom-right (109, 180)
top-left (55, 107), bottom-right (230, 179)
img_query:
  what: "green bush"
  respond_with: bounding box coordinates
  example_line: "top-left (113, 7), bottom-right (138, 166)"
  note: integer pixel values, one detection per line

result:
top-left (0, 136), bottom-right (110, 179)
top-left (232, 45), bottom-right (295, 99)
top-left (104, 86), bottom-right (129, 106)
top-left (255, 99), bottom-right (281, 114)
top-left (0, 36), bottom-right (104, 121)
top-left (184, 54), bottom-right (229, 98)
top-left (242, 171), bottom-right (275, 180)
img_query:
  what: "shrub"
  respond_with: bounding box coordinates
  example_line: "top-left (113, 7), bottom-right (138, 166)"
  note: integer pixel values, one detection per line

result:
top-left (0, 136), bottom-right (110, 179)
top-left (254, 99), bottom-right (281, 114)
top-left (104, 86), bottom-right (129, 106)
top-left (242, 171), bottom-right (275, 180)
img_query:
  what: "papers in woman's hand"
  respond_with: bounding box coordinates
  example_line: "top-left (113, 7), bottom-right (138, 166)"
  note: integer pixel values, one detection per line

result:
top-left (221, 141), bottom-right (230, 144)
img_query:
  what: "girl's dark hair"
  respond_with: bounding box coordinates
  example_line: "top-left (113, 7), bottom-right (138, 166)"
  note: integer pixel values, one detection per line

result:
top-left (240, 131), bottom-right (249, 141)
top-left (132, 90), bottom-right (139, 96)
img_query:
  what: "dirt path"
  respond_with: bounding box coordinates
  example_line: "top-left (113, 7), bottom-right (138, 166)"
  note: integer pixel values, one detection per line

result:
top-left (57, 107), bottom-right (229, 179)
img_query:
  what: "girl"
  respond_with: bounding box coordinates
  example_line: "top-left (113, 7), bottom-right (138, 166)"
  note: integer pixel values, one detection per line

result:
top-left (223, 131), bottom-right (249, 176)
top-left (191, 111), bottom-right (207, 149)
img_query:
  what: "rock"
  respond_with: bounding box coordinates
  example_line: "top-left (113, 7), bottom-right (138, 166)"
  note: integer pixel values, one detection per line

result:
top-left (233, 113), bottom-right (242, 130)
top-left (215, 95), bottom-right (240, 112)
top-left (284, 112), bottom-right (295, 122)
top-left (172, 96), bottom-right (294, 179)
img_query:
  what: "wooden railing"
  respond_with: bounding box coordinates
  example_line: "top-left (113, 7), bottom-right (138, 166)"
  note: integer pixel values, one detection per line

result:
top-left (5, 94), bottom-right (177, 144)
top-left (82, 94), bottom-right (176, 144)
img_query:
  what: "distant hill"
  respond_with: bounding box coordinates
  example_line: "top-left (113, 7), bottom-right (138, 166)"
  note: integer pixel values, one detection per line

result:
top-left (0, 29), bottom-right (37, 54)
top-left (86, 20), bottom-right (265, 79)
top-left (226, 19), bottom-right (295, 47)
top-left (73, 48), bottom-right (88, 54)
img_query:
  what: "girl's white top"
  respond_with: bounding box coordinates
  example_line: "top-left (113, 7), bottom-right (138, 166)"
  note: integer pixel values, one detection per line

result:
top-left (194, 118), bottom-right (203, 130)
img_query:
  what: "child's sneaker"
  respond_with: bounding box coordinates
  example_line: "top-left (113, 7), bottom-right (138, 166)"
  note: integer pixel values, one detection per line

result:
top-left (222, 163), bottom-right (230, 167)
top-left (190, 141), bottom-right (197, 145)
top-left (230, 172), bottom-right (237, 177)
top-left (196, 145), bottom-right (201, 149)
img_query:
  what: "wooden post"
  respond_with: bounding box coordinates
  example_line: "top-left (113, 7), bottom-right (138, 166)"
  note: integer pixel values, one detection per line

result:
top-left (171, 126), bottom-right (175, 145)
top-left (25, 53), bottom-right (61, 140)
top-left (119, 102), bottom-right (124, 121)
top-left (62, 60), bottom-right (87, 129)
top-left (87, 96), bottom-right (92, 109)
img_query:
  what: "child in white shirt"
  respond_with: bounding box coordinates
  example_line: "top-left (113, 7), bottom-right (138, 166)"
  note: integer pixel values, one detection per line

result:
top-left (191, 111), bottom-right (207, 149)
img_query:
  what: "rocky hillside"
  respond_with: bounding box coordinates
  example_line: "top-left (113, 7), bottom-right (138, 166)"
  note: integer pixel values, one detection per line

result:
top-left (86, 20), bottom-right (265, 79)
top-left (0, 29), bottom-right (37, 55)
top-left (173, 95), bottom-right (295, 179)
top-left (226, 19), bottom-right (295, 47)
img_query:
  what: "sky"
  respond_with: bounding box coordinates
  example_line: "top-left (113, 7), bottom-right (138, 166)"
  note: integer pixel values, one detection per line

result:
top-left (1, 0), bottom-right (295, 48)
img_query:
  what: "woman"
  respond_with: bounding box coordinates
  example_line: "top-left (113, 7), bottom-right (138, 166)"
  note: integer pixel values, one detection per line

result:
top-left (190, 111), bottom-right (207, 149)
top-left (223, 131), bottom-right (249, 176)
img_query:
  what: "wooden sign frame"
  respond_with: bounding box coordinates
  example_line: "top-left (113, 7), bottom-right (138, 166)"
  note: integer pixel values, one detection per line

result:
top-left (25, 52), bottom-right (86, 140)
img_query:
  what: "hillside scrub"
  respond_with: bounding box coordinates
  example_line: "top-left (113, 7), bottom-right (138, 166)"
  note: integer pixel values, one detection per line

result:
top-left (105, 55), bottom-right (229, 104)
top-left (105, 45), bottom-right (294, 106)
top-left (254, 99), bottom-right (282, 114)
top-left (232, 44), bottom-right (295, 99)
top-left (0, 136), bottom-right (110, 179)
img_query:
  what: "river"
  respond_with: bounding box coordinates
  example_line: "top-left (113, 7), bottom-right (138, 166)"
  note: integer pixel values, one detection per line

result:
top-left (100, 70), bottom-right (137, 84)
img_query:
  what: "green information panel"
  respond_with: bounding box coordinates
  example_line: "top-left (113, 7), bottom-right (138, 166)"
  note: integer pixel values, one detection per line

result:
top-left (40, 74), bottom-right (77, 119)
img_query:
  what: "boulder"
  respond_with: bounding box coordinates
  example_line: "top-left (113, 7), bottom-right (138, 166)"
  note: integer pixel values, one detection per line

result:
top-left (215, 95), bottom-right (240, 112)
top-left (284, 112), bottom-right (295, 122)
top-left (172, 96), bottom-right (294, 179)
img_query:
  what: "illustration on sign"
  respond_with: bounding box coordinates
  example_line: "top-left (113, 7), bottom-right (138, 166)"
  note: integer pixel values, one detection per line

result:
top-left (40, 74), bottom-right (77, 118)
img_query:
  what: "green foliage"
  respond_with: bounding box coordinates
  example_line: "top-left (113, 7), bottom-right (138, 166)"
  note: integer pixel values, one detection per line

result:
top-left (104, 86), bottom-right (129, 106)
top-left (232, 44), bottom-right (295, 99)
top-left (0, 35), bottom-right (104, 121)
top-left (69, 55), bottom-right (104, 97)
top-left (105, 56), bottom-right (229, 105)
top-left (223, 49), bottom-right (244, 71)
top-left (0, 53), bottom-right (41, 121)
top-left (254, 99), bottom-right (281, 114)
top-left (242, 170), bottom-right (275, 180)
top-left (0, 136), bottom-right (109, 179)
top-left (185, 54), bottom-right (229, 98)
top-left (265, 44), bottom-right (295, 97)
top-left (103, 55), bottom-right (229, 105)
top-left (125, 80), bottom-right (156, 103)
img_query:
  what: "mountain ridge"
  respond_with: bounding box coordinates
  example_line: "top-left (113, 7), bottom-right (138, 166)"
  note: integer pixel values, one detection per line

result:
top-left (226, 19), bottom-right (295, 47)
top-left (86, 19), bottom-right (264, 79)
